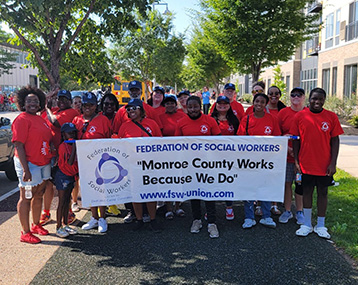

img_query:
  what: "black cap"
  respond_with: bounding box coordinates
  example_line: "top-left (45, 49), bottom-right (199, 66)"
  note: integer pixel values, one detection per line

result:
top-left (57, 90), bottom-right (71, 100)
top-left (291, 87), bottom-right (305, 94)
top-left (61, 122), bottom-right (77, 133)
top-left (178, 90), bottom-right (190, 98)
top-left (216, 95), bottom-right (230, 103)
top-left (126, 98), bottom-right (143, 108)
top-left (128, 80), bottom-right (142, 90)
top-left (163, 95), bottom-right (177, 104)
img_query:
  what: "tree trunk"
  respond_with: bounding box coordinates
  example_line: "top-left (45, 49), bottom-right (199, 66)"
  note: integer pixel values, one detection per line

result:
top-left (251, 62), bottom-right (262, 83)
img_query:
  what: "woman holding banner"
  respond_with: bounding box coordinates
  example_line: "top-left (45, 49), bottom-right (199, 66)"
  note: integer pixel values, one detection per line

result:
top-left (117, 98), bottom-right (163, 232)
top-left (237, 93), bottom-right (281, 229)
top-left (175, 96), bottom-right (221, 238)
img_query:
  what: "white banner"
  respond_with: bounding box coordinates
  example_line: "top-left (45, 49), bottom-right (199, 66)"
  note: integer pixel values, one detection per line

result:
top-left (76, 136), bottom-right (288, 207)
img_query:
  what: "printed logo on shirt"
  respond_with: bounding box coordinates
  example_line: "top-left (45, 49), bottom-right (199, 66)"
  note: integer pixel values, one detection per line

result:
top-left (41, 141), bottom-right (50, 156)
top-left (233, 110), bottom-right (237, 116)
top-left (264, 126), bottom-right (272, 135)
top-left (321, 122), bottom-right (329, 132)
top-left (88, 126), bottom-right (96, 133)
top-left (145, 127), bottom-right (152, 134)
top-left (200, 125), bottom-right (208, 134)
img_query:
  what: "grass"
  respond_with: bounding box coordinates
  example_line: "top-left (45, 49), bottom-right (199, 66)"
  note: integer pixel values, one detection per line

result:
top-left (323, 169), bottom-right (358, 260)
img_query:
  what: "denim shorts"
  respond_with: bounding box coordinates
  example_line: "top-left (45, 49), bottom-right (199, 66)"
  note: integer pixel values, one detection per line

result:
top-left (14, 156), bottom-right (51, 188)
top-left (55, 169), bottom-right (75, 191)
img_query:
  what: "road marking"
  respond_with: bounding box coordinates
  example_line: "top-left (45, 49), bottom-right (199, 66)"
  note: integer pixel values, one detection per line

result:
top-left (0, 187), bottom-right (19, 202)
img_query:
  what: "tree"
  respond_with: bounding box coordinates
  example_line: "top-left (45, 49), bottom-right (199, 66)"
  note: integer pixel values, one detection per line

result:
top-left (200, 0), bottom-right (320, 82)
top-left (272, 65), bottom-right (287, 104)
top-left (0, 0), bottom-right (151, 91)
top-left (109, 9), bottom-right (186, 93)
top-left (0, 29), bottom-right (17, 75)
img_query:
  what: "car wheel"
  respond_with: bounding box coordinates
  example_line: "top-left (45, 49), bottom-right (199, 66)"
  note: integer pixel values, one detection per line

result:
top-left (5, 158), bottom-right (18, 181)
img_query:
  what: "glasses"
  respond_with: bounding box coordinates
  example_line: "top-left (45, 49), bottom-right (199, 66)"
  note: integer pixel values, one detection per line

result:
top-left (290, 93), bottom-right (303, 98)
top-left (126, 106), bottom-right (141, 112)
top-left (252, 89), bottom-right (264, 94)
top-left (25, 99), bottom-right (39, 104)
top-left (104, 102), bottom-right (115, 106)
top-left (268, 92), bottom-right (280, 96)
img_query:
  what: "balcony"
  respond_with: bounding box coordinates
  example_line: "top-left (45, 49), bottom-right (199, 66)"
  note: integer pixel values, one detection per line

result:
top-left (306, 36), bottom-right (321, 56)
top-left (345, 21), bottom-right (358, 42)
top-left (308, 1), bottom-right (322, 13)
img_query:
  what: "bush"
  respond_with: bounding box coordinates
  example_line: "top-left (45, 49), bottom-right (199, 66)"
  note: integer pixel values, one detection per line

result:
top-left (348, 115), bottom-right (358, 128)
top-left (324, 95), bottom-right (357, 118)
top-left (242, 93), bottom-right (252, 103)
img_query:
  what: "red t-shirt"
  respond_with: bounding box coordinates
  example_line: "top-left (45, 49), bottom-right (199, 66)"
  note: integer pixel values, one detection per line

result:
top-left (216, 119), bottom-right (236, 135)
top-left (210, 100), bottom-right (245, 121)
top-left (72, 114), bottom-right (111, 140)
top-left (99, 111), bottom-right (116, 133)
top-left (57, 142), bottom-right (78, 177)
top-left (112, 102), bottom-right (163, 133)
top-left (237, 112), bottom-right (281, 136)
top-left (12, 112), bottom-right (53, 166)
top-left (278, 107), bottom-right (307, 163)
top-left (289, 108), bottom-right (344, 176)
top-left (118, 118), bottom-right (162, 138)
top-left (159, 111), bottom-right (186, 136)
top-left (42, 107), bottom-right (79, 150)
top-left (175, 114), bottom-right (221, 136)
top-left (154, 105), bottom-right (166, 115)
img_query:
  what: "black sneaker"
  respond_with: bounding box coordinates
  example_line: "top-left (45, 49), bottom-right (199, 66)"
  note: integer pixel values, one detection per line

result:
top-left (149, 219), bottom-right (162, 233)
top-left (132, 220), bottom-right (144, 231)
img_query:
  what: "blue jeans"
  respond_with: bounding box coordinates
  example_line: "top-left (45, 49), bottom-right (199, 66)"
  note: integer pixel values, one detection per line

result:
top-left (244, 201), bottom-right (271, 219)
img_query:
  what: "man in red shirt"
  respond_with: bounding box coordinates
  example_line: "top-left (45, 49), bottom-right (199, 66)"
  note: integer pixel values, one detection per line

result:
top-left (291, 88), bottom-right (343, 239)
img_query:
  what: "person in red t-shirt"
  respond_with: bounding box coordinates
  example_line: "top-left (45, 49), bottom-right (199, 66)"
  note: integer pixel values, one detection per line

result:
top-left (99, 92), bottom-right (120, 132)
top-left (210, 83), bottom-right (245, 121)
top-left (277, 87), bottom-right (306, 225)
top-left (177, 90), bottom-right (190, 114)
top-left (117, 99), bottom-right (162, 232)
top-left (211, 95), bottom-right (239, 221)
top-left (175, 96), bottom-right (221, 238)
top-left (245, 81), bottom-right (265, 115)
top-left (237, 93), bottom-right (280, 230)
top-left (147, 86), bottom-right (166, 115)
top-left (74, 92), bottom-right (111, 233)
top-left (55, 123), bottom-right (79, 238)
top-left (12, 86), bottom-right (53, 244)
top-left (291, 88), bottom-right (343, 239)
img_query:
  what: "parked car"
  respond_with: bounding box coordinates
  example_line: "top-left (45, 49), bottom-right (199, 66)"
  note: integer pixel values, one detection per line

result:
top-left (0, 117), bottom-right (17, 181)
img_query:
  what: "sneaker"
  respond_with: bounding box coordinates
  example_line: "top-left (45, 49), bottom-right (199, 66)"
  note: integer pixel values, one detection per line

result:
top-left (63, 225), bottom-right (78, 235)
top-left (208, 223), bottom-right (219, 238)
top-left (255, 206), bottom-right (263, 216)
top-left (279, 211), bottom-right (293, 224)
top-left (132, 220), bottom-right (144, 231)
top-left (98, 218), bottom-right (108, 233)
top-left (124, 212), bottom-right (136, 224)
top-left (226, 208), bottom-right (234, 220)
top-left (71, 202), bottom-right (80, 212)
top-left (39, 212), bottom-right (51, 225)
top-left (82, 217), bottom-right (98, 230)
top-left (31, 223), bottom-right (49, 235)
top-left (271, 205), bottom-right (281, 215)
top-left (242, 218), bottom-right (256, 229)
top-left (190, 219), bottom-right (202, 233)
top-left (175, 209), bottom-right (185, 217)
top-left (165, 211), bottom-right (174, 220)
top-left (68, 212), bottom-right (77, 225)
top-left (296, 225), bottom-right (313, 237)
top-left (259, 217), bottom-right (276, 228)
top-left (20, 231), bottom-right (41, 244)
top-left (143, 214), bottom-right (151, 223)
top-left (107, 205), bottom-right (121, 216)
top-left (295, 211), bottom-right (304, 225)
top-left (149, 219), bottom-right (162, 233)
top-left (56, 227), bottom-right (70, 238)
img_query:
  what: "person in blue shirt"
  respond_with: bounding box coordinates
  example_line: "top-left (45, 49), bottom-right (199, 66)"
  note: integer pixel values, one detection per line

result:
top-left (202, 86), bottom-right (211, 114)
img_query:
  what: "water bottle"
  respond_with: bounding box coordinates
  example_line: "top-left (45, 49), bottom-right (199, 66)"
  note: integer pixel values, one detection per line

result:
top-left (295, 173), bottom-right (302, 185)
top-left (24, 185), bottom-right (32, 199)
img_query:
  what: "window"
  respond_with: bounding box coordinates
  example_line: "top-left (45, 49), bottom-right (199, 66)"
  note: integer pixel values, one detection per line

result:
top-left (301, 68), bottom-right (317, 94)
top-left (335, 9), bottom-right (341, 45)
top-left (344, 64), bottom-right (357, 98)
top-left (332, 67), bottom-right (337, 96)
top-left (322, 69), bottom-right (330, 95)
top-left (325, 13), bottom-right (334, 48)
top-left (286, 76), bottom-right (290, 94)
top-left (347, 1), bottom-right (358, 41)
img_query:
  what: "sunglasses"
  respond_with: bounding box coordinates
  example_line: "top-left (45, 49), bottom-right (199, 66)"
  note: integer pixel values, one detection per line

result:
top-left (268, 91), bottom-right (280, 96)
top-left (104, 102), bottom-right (115, 106)
top-left (126, 106), bottom-right (141, 112)
top-left (290, 93), bottom-right (303, 98)
top-left (252, 89), bottom-right (264, 94)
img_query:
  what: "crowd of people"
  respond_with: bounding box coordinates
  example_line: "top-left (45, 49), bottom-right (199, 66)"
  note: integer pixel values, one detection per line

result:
top-left (0, 93), bottom-right (17, 111)
top-left (11, 80), bottom-right (343, 243)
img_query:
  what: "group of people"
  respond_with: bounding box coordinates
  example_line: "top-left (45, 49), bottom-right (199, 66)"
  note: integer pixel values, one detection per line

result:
top-left (0, 93), bottom-right (17, 111)
top-left (11, 79), bottom-right (343, 243)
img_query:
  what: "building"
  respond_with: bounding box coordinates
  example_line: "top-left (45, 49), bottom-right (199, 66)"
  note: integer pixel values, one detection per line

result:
top-left (0, 42), bottom-right (39, 94)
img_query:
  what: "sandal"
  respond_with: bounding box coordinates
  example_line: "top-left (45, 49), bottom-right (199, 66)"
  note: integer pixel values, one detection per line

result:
top-left (271, 205), bottom-right (281, 215)
top-left (296, 225), bottom-right (313, 237)
top-left (165, 211), bottom-right (174, 220)
top-left (175, 209), bottom-right (185, 217)
top-left (314, 226), bottom-right (331, 239)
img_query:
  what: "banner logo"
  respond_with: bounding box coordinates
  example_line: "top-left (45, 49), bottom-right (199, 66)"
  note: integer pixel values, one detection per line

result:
top-left (95, 153), bottom-right (128, 185)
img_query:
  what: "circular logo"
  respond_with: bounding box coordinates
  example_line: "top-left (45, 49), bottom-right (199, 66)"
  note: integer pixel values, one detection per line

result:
top-left (95, 153), bottom-right (128, 185)
top-left (200, 125), bottom-right (208, 134)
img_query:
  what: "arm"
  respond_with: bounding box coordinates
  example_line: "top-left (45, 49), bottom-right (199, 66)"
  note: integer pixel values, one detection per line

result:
top-left (292, 139), bottom-right (301, 174)
top-left (45, 107), bottom-right (61, 128)
top-left (13, 141), bottom-right (31, 181)
top-left (327, 136), bottom-right (340, 176)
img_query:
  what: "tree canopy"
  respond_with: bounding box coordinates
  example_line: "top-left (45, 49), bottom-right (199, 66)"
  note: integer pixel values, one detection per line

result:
top-left (0, 29), bottom-right (17, 76)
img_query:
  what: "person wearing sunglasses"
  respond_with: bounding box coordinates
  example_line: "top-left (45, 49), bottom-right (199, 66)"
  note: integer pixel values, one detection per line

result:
top-left (100, 92), bottom-right (120, 131)
top-left (72, 92), bottom-right (112, 233)
top-left (117, 99), bottom-right (162, 232)
top-left (277, 87), bottom-right (306, 225)
top-left (266, 86), bottom-right (286, 117)
top-left (245, 81), bottom-right (265, 115)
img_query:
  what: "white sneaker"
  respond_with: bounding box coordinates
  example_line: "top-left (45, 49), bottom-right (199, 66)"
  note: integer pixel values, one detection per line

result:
top-left (56, 227), bottom-right (69, 238)
top-left (71, 202), bottom-right (80, 212)
top-left (98, 218), bottom-right (108, 233)
top-left (82, 217), bottom-right (98, 230)
top-left (190, 219), bottom-right (202, 233)
top-left (259, 217), bottom-right (276, 228)
top-left (63, 225), bottom-right (78, 235)
top-left (242, 218), bottom-right (256, 229)
top-left (208, 223), bottom-right (219, 238)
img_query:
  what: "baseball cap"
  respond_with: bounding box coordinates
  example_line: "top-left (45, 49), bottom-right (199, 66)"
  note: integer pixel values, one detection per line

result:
top-left (163, 95), bottom-right (177, 104)
top-left (153, 86), bottom-right (165, 95)
top-left (61, 122), bottom-right (77, 133)
top-left (57, 90), bottom-right (71, 100)
top-left (291, 87), bottom-right (305, 94)
top-left (216, 95), bottom-right (230, 103)
top-left (82, 92), bottom-right (97, 105)
top-left (224, 83), bottom-right (236, 90)
top-left (177, 90), bottom-right (190, 98)
top-left (128, 80), bottom-right (142, 90)
top-left (126, 98), bottom-right (143, 108)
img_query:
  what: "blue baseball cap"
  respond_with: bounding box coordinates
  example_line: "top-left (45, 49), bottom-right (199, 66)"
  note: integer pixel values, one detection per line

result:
top-left (126, 98), bottom-right (143, 108)
top-left (128, 80), bottom-right (142, 91)
top-left (178, 90), bottom-right (190, 97)
top-left (163, 94), bottom-right (177, 104)
top-left (61, 122), bottom-right (77, 133)
top-left (224, 83), bottom-right (236, 90)
top-left (57, 90), bottom-right (72, 100)
top-left (153, 86), bottom-right (165, 95)
top-left (216, 95), bottom-right (230, 103)
top-left (82, 92), bottom-right (97, 105)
